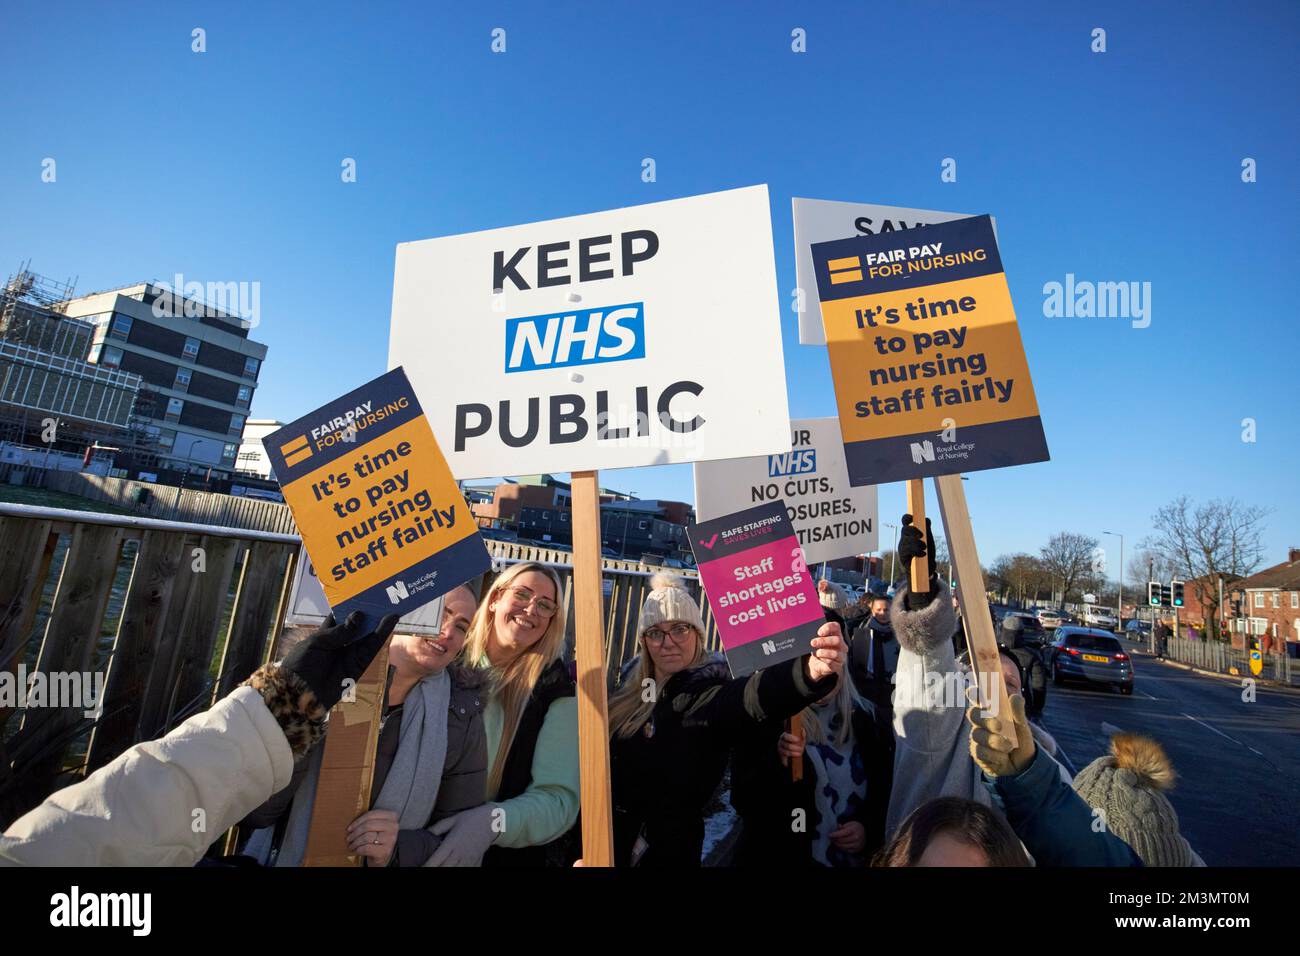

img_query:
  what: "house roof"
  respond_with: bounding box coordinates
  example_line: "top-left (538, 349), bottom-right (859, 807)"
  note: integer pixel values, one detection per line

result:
top-left (1236, 555), bottom-right (1300, 592)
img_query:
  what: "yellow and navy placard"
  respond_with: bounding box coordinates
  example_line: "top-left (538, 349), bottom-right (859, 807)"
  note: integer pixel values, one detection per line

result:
top-left (811, 214), bottom-right (1049, 485)
top-left (265, 367), bottom-right (490, 628)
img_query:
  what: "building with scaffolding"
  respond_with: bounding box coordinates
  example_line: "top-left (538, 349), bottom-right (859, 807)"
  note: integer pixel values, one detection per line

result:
top-left (58, 279), bottom-right (268, 480)
top-left (0, 268), bottom-right (145, 472)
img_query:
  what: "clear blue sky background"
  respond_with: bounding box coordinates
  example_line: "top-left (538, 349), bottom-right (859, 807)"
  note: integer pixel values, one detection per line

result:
top-left (2, 1), bottom-right (1295, 580)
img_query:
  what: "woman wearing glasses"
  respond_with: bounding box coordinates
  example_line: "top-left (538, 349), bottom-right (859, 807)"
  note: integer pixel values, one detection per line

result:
top-left (606, 574), bottom-right (847, 867)
top-left (426, 562), bottom-right (579, 866)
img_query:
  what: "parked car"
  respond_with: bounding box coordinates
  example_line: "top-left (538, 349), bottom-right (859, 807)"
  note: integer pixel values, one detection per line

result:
top-left (1079, 605), bottom-right (1119, 631)
top-left (1046, 627), bottom-right (1133, 694)
top-left (1000, 611), bottom-right (1048, 647)
top-left (1123, 619), bottom-right (1152, 640)
top-left (1037, 608), bottom-right (1069, 628)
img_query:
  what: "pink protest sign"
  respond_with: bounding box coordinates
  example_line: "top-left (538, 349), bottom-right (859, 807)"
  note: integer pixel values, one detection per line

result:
top-left (687, 500), bottom-right (826, 677)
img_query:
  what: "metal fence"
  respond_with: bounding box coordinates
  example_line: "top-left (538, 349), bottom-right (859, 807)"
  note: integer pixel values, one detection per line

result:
top-left (1, 465), bottom-right (298, 534)
top-left (0, 503), bottom-right (719, 827)
top-left (1162, 636), bottom-right (1298, 686)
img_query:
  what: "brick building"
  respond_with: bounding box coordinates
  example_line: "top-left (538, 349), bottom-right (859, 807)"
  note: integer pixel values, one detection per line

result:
top-left (1226, 548), bottom-right (1300, 653)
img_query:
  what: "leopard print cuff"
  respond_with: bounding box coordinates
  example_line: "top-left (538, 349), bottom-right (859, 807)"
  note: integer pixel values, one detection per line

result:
top-left (242, 663), bottom-right (327, 758)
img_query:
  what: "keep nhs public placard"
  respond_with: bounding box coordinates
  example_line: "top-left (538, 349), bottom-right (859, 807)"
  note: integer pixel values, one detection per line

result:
top-left (389, 185), bottom-right (792, 479)
top-left (794, 197), bottom-right (992, 345)
top-left (694, 417), bottom-right (877, 566)
top-left (688, 501), bottom-right (825, 679)
top-left (811, 215), bottom-right (1048, 486)
top-left (265, 367), bottom-right (490, 629)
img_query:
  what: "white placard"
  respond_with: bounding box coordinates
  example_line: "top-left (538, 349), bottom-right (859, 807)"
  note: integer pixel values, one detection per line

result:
top-left (390, 185), bottom-right (791, 479)
top-left (286, 545), bottom-right (448, 635)
top-left (794, 197), bottom-right (992, 345)
top-left (692, 417), bottom-right (878, 565)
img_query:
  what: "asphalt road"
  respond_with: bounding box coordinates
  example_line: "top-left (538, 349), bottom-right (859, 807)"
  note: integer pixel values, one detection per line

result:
top-left (1038, 640), bottom-right (1300, 866)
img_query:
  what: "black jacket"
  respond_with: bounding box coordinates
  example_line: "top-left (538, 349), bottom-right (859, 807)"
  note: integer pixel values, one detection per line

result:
top-left (999, 625), bottom-right (1048, 717)
top-left (482, 657), bottom-right (578, 868)
top-left (848, 617), bottom-right (896, 714)
top-left (610, 655), bottom-right (836, 867)
top-left (730, 698), bottom-right (894, 867)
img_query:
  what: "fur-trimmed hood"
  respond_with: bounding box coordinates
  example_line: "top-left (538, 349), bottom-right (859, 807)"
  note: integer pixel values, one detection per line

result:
top-left (890, 582), bottom-right (957, 656)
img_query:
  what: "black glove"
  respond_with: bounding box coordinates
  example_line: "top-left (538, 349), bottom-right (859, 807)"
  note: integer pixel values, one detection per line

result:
top-left (281, 611), bottom-right (400, 711)
top-left (898, 514), bottom-right (939, 609)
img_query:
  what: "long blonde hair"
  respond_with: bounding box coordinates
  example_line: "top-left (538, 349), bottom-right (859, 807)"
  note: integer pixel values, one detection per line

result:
top-left (798, 674), bottom-right (860, 747)
top-left (608, 625), bottom-right (708, 740)
top-left (462, 562), bottom-right (568, 798)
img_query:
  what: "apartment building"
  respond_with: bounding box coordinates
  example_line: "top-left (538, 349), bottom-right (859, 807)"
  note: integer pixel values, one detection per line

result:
top-left (59, 282), bottom-right (268, 478)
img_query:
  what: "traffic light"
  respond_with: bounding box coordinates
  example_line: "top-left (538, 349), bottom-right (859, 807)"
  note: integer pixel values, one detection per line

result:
top-left (1148, 582), bottom-right (1161, 606)
top-left (1160, 584), bottom-right (1173, 607)
top-left (1171, 580), bottom-right (1185, 607)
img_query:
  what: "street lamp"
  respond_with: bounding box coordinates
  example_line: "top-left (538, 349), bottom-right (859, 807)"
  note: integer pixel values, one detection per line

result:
top-left (174, 436), bottom-right (206, 489)
top-left (882, 522), bottom-right (899, 585)
top-left (1103, 530), bottom-right (1124, 629)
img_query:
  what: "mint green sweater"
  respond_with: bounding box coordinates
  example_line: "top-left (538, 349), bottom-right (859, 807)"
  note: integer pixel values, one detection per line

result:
top-left (482, 684), bottom-right (580, 850)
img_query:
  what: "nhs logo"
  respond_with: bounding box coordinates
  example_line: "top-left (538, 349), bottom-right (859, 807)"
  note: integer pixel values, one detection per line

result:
top-left (505, 302), bottom-right (645, 373)
top-left (768, 449), bottom-right (816, 477)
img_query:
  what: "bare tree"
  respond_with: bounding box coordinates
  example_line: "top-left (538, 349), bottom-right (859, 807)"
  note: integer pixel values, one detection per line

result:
top-left (990, 553), bottom-right (1049, 605)
top-left (1040, 532), bottom-right (1100, 605)
top-left (1126, 545), bottom-right (1179, 593)
top-left (1146, 496), bottom-right (1269, 638)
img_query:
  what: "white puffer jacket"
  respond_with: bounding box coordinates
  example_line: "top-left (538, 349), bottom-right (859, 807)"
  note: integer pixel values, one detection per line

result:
top-left (1, 686), bottom-right (293, 866)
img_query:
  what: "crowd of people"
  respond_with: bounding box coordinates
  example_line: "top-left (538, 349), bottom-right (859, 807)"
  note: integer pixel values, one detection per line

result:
top-left (0, 516), bottom-right (1203, 868)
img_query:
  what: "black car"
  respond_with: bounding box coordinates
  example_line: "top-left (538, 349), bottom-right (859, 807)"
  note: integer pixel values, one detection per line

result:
top-left (1000, 611), bottom-right (1049, 648)
top-left (1047, 627), bottom-right (1134, 694)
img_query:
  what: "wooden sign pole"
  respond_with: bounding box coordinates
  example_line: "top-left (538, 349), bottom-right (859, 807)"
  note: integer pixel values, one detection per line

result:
top-left (905, 479), bottom-right (930, 594)
top-left (932, 474), bottom-right (1017, 746)
top-left (787, 714), bottom-right (803, 782)
top-left (570, 470), bottom-right (615, 866)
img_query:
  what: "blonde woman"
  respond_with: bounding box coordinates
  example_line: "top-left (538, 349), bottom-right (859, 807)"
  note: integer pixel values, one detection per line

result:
top-left (606, 574), bottom-right (846, 867)
top-left (426, 562), bottom-right (578, 867)
top-left (731, 643), bottom-right (895, 868)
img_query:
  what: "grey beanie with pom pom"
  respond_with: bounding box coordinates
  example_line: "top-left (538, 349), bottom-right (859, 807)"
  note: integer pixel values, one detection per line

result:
top-left (1072, 732), bottom-right (1197, 866)
top-left (637, 573), bottom-right (707, 637)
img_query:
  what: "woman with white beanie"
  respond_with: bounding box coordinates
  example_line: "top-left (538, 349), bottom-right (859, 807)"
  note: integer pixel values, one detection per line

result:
top-left (606, 573), bottom-right (847, 866)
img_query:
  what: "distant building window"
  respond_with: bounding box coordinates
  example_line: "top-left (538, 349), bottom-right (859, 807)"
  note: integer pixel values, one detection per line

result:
top-left (1292, 592), bottom-right (1298, 609)
top-left (165, 397), bottom-right (183, 422)
top-left (157, 430), bottom-right (175, 450)
top-left (1272, 593), bottom-right (1280, 608)
top-left (237, 452), bottom-right (259, 462)
top-left (183, 336), bottom-right (200, 360)
top-left (236, 384), bottom-right (252, 408)
top-left (174, 367), bottom-right (191, 391)
top-left (229, 413), bottom-right (245, 435)
top-left (243, 356), bottom-right (261, 378)
top-left (222, 443), bottom-right (238, 461)
top-left (109, 314), bottom-right (132, 340)
top-left (1254, 593), bottom-right (1264, 608)
top-left (100, 346), bottom-right (124, 368)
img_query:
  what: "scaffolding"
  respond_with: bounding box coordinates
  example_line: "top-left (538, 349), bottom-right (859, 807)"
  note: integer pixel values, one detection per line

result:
top-left (0, 264), bottom-right (150, 467)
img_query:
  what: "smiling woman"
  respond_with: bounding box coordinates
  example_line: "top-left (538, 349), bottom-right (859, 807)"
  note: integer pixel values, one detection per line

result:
top-left (447, 562), bottom-right (580, 867)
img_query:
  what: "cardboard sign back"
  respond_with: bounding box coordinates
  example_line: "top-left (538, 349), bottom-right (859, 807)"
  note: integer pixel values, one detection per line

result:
top-left (301, 641), bottom-right (390, 866)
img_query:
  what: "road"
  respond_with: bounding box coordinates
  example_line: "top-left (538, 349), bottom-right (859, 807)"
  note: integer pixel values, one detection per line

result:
top-left (1039, 640), bottom-right (1300, 866)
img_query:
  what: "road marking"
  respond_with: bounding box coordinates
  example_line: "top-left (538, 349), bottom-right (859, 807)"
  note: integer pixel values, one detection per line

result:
top-left (1181, 712), bottom-right (1243, 746)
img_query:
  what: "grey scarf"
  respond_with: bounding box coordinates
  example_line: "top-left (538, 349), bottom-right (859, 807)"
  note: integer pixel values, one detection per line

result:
top-left (258, 669), bottom-right (451, 867)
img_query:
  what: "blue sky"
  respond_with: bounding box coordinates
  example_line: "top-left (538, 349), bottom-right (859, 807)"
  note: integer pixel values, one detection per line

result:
top-left (2, 1), bottom-right (1296, 576)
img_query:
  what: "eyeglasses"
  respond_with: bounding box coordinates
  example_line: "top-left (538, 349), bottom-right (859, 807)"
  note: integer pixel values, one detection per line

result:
top-left (503, 585), bottom-right (558, 617)
top-left (642, 623), bottom-right (696, 645)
